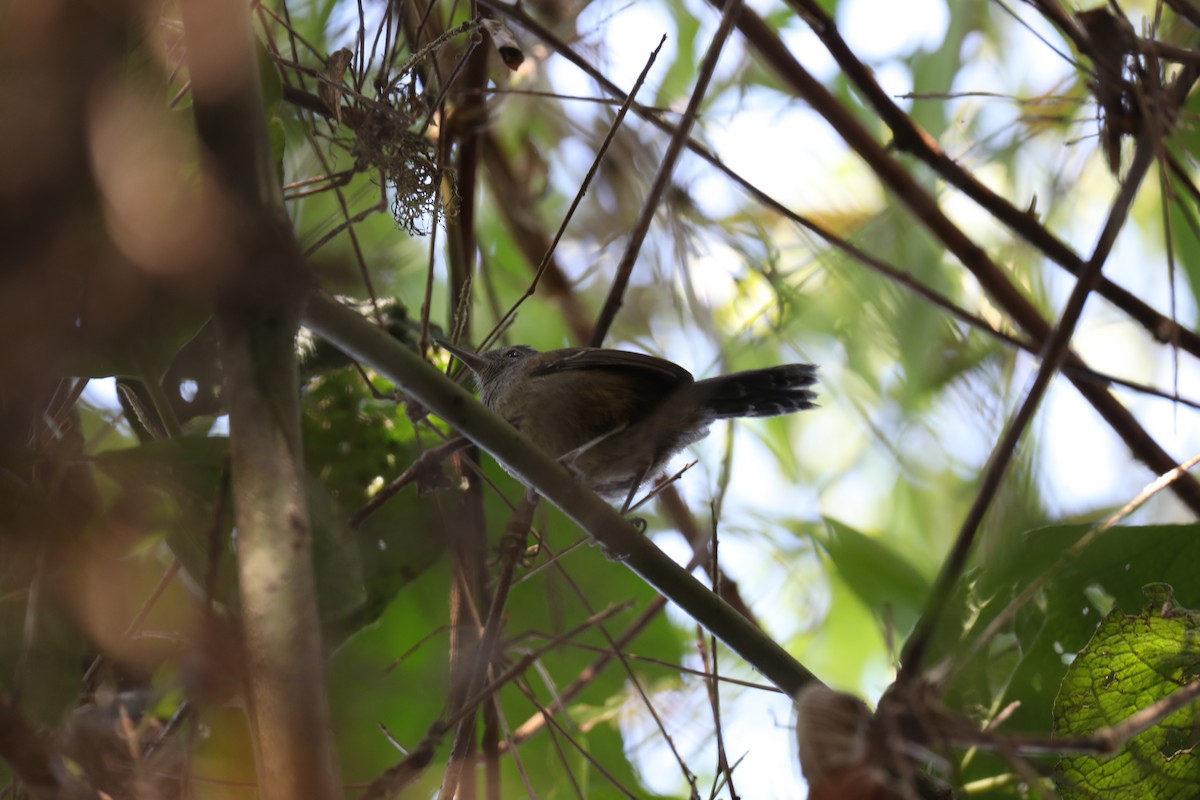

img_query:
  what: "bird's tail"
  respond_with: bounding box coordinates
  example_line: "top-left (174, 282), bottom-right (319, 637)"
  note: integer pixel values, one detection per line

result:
top-left (695, 364), bottom-right (819, 419)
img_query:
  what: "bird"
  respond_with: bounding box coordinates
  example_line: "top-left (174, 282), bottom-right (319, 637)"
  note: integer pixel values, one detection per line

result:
top-left (441, 342), bottom-right (818, 510)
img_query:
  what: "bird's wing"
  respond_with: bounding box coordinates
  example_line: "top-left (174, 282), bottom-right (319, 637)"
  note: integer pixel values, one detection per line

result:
top-left (529, 348), bottom-right (694, 384)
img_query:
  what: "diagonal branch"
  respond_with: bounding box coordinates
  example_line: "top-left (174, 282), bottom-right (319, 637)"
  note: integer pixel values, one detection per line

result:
top-left (479, 0), bottom-right (1200, 511)
top-left (710, 0), bottom-right (1200, 514)
top-left (784, 0), bottom-right (1200, 357)
top-left (901, 120), bottom-right (1170, 680)
top-left (302, 291), bottom-right (821, 697)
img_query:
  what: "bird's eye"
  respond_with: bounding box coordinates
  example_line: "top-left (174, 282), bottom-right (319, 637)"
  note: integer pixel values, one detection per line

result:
top-left (505, 348), bottom-right (523, 359)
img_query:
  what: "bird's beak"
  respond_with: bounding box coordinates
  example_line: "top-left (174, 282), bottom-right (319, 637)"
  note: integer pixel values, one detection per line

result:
top-left (437, 340), bottom-right (489, 373)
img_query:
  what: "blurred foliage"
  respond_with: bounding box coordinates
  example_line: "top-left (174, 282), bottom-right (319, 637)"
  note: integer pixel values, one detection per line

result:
top-left (3, 0), bottom-right (1200, 797)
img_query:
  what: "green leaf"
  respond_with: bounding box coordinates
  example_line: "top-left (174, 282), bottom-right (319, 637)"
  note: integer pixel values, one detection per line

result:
top-left (816, 517), bottom-right (932, 637)
top-left (95, 437), bottom-right (240, 609)
top-left (1054, 584), bottom-right (1200, 799)
top-left (94, 435), bottom-right (368, 637)
top-left (300, 367), bottom-right (450, 642)
top-left (961, 524), bottom-right (1200, 739)
top-left (654, 4), bottom-right (699, 108)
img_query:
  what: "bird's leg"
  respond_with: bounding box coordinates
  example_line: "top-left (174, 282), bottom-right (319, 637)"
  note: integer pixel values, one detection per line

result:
top-left (555, 425), bottom-right (651, 523)
top-left (619, 465), bottom-right (649, 516)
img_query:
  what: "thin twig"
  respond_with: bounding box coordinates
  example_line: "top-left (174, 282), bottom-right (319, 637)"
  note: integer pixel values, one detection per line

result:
top-left (900, 122), bottom-right (1170, 681)
top-left (589, 0), bottom-right (744, 345)
top-left (933, 448), bottom-right (1200, 689)
top-left (484, 35), bottom-right (666, 350)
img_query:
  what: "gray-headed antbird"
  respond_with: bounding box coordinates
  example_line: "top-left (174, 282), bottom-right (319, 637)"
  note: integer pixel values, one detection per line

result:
top-left (441, 342), bottom-right (818, 511)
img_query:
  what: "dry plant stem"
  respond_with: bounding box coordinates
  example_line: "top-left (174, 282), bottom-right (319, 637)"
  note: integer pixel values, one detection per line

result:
top-left (439, 38), bottom-right (492, 797)
top-left (509, 596), bottom-right (670, 742)
top-left (536, 715), bottom-right (590, 799)
top-left (923, 677), bottom-right (1200, 758)
top-left (704, 528), bottom-right (740, 800)
top-left (299, 187), bottom-right (388, 256)
top-left (548, 638), bottom-right (780, 690)
top-left (511, 682), bottom-right (641, 798)
top-left (482, 698), bottom-right (511, 800)
top-left (304, 292), bottom-right (820, 696)
top-left (487, 698), bottom-right (533, 798)
top-left (181, 0), bottom-right (341, 796)
top-left (348, 435), bottom-right (469, 528)
top-left (488, 497), bottom-right (702, 789)
top-left (448, 43), bottom-right (487, 317)
top-left (362, 735), bottom-right (440, 800)
top-left (546, 540), bottom-right (703, 793)
top-left (487, 35), bottom-right (665, 348)
top-left (439, 560), bottom-right (773, 759)
top-left (259, 3), bottom-right (323, 66)
top-left (442, 457), bottom-right (487, 800)
top-left (420, 176), bottom-right (442, 351)
top-left (1051, 678), bottom-right (1200, 755)
top-left (901, 127), bottom-right (1169, 681)
top-left (934, 449), bottom-right (1200, 689)
top-left (786, 0), bottom-right (1200, 358)
top-left (479, 134), bottom-right (594, 342)
top-left (1029, 0), bottom-right (1088, 51)
top-left (217, 309), bottom-right (342, 800)
top-left (457, 603), bottom-right (639, 735)
top-left (1064, 365), bottom-right (1200, 410)
top-left (718, 0), bottom-right (1200, 514)
top-left (457, 3), bottom-right (952, 335)
top-left (483, 542), bottom-right (517, 800)
top-left (658, 483), bottom-right (759, 623)
top-left (369, 605), bottom-right (632, 795)
top-left (473, 26), bottom-right (759, 623)
top-left (589, 0), bottom-right (744, 345)
top-left (298, 127), bottom-right (384, 303)
top-left (274, 12), bottom-right (1194, 413)
top-left (500, 520), bottom-right (775, 748)
top-left (441, 492), bottom-right (539, 797)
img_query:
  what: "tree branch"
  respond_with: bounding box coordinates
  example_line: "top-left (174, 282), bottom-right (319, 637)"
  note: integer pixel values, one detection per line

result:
top-left (302, 291), bottom-right (821, 697)
top-left (181, 0), bottom-right (341, 795)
